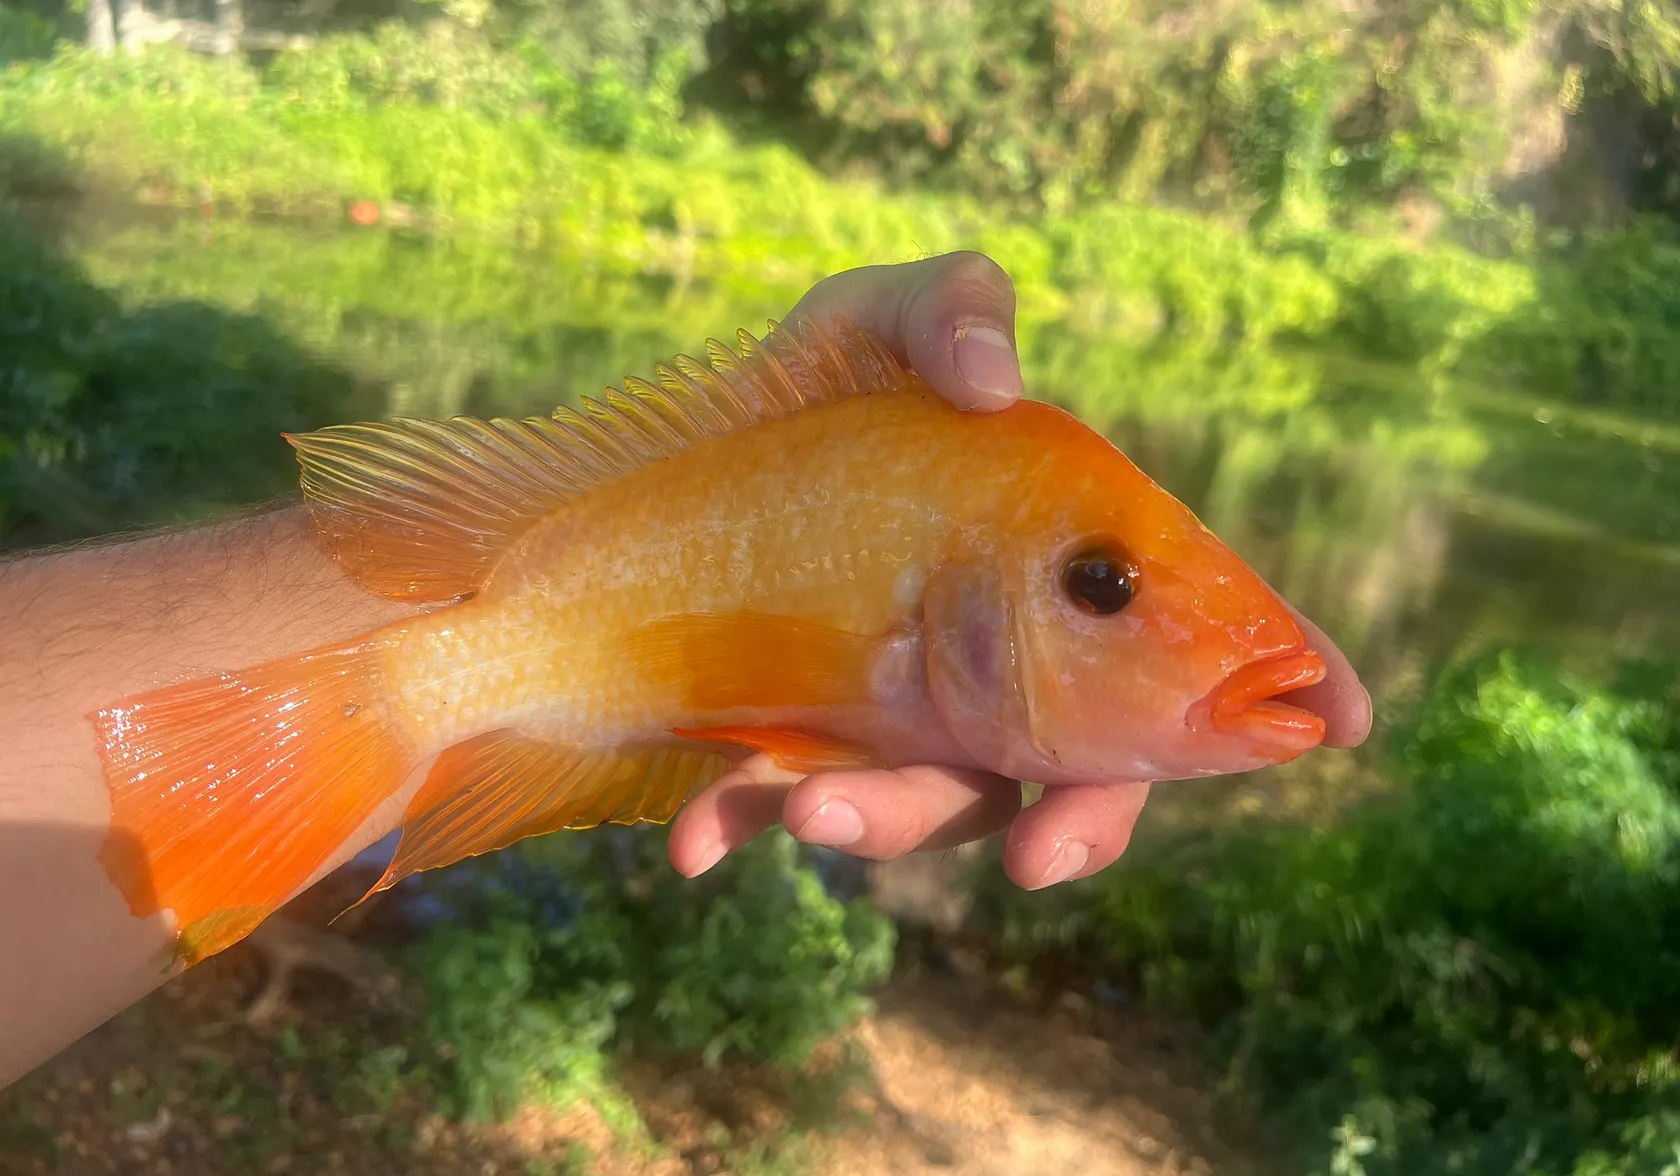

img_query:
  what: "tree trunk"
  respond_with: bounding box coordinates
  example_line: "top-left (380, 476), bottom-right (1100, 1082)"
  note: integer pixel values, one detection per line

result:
top-left (214, 0), bottom-right (242, 55)
top-left (114, 0), bottom-right (141, 51)
top-left (87, 0), bottom-right (116, 53)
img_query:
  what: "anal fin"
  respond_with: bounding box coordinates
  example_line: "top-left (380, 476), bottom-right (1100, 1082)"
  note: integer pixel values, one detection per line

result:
top-left (365, 732), bottom-right (727, 896)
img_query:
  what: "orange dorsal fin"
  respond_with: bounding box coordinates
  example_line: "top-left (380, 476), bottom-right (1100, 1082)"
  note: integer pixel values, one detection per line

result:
top-left (285, 315), bottom-right (914, 603)
top-left (672, 725), bottom-right (882, 774)
top-left (92, 639), bottom-right (421, 966)
top-left (362, 732), bottom-right (727, 896)
top-left (619, 611), bottom-right (879, 711)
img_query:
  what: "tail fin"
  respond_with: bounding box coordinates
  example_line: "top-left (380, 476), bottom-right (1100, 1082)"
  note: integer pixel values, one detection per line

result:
top-left (92, 640), bottom-right (420, 966)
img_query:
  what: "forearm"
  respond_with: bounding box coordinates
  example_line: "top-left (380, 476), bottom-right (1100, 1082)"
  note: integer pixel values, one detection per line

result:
top-left (0, 505), bottom-right (423, 1087)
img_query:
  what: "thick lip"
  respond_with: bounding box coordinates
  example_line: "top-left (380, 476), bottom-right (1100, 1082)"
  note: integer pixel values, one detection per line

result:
top-left (1194, 650), bottom-right (1329, 753)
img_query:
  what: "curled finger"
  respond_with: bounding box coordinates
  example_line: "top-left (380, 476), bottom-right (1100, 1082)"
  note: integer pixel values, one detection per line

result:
top-left (668, 753), bottom-right (802, 877)
top-left (1002, 780), bottom-right (1152, 890)
top-left (1279, 603), bottom-right (1374, 749)
top-left (783, 764), bottom-right (1021, 861)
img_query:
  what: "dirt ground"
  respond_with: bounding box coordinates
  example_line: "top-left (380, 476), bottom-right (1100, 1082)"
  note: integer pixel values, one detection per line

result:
top-left (0, 968), bottom-right (1271, 1176)
top-left (0, 855), bottom-right (1274, 1176)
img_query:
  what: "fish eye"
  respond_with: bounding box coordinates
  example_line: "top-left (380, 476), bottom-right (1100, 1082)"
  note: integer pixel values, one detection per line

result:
top-left (1061, 544), bottom-right (1136, 616)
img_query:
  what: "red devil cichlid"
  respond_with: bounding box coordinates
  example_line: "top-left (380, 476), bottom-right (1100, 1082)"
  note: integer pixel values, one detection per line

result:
top-left (92, 316), bottom-right (1327, 965)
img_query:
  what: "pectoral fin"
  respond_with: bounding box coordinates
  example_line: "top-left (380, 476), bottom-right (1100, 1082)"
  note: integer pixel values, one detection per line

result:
top-left (621, 611), bottom-right (877, 710)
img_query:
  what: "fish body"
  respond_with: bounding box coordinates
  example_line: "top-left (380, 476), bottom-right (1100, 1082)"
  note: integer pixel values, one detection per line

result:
top-left (379, 390), bottom-right (969, 764)
top-left (92, 317), bottom-right (1327, 965)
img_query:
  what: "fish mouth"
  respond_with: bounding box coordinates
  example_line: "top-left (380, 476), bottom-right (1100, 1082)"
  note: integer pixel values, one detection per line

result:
top-left (1194, 650), bottom-right (1328, 753)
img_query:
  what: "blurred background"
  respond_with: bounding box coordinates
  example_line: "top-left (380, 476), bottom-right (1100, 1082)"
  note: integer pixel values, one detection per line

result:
top-left (2, 1), bottom-right (1679, 1173)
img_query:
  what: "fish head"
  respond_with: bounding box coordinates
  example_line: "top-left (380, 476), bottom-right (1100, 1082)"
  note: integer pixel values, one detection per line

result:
top-left (923, 404), bottom-right (1328, 786)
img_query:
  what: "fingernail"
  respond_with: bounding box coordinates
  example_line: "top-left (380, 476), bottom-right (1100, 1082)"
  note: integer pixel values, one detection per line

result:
top-left (688, 840), bottom-right (727, 877)
top-left (952, 324), bottom-right (1023, 405)
top-left (794, 800), bottom-right (865, 848)
top-left (1030, 841), bottom-right (1089, 890)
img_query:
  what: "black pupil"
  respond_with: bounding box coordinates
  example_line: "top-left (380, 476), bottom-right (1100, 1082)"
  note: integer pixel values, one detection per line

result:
top-left (1063, 549), bottom-right (1134, 615)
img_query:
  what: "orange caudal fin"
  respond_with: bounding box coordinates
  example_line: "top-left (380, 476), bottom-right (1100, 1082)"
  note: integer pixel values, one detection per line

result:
top-left (92, 639), bottom-right (420, 966)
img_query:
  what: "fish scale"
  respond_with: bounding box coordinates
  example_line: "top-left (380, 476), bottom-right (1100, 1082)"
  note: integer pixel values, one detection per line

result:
top-left (384, 393), bottom-right (965, 755)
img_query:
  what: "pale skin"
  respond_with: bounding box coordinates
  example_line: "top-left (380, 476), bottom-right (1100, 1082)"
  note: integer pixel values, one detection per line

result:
top-left (0, 251), bottom-right (1372, 1088)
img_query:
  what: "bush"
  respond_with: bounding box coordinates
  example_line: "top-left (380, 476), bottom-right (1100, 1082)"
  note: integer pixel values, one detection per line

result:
top-left (992, 648), bottom-right (1680, 1175)
top-left (17, 32), bottom-right (1680, 422)
top-left (646, 832), bottom-right (896, 1067)
top-left (0, 7), bottom-right (55, 68)
top-left (264, 23), bottom-right (552, 121)
top-left (409, 829), bottom-right (895, 1122)
top-left (479, 0), bottom-right (721, 92)
top-left (264, 20), bottom-right (693, 152)
top-left (411, 918), bottom-right (630, 1122)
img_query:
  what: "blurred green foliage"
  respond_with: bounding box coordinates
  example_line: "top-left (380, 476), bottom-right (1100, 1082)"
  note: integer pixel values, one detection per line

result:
top-left (413, 0), bottom-right (722, 97)
top-left (10, 27), bottom-right (1680, 417)
top-left (0, 7), bottom-right (56, 66)
top-left (715, 0), bottom-right (1680, 227)
top-left (24, 0), bottom-right (1680, 233)
top-left (4, 202), bottom-right (1521, 588)
top-left (0, 210), bottom-right (374, 541)
top-left (975, 648), bottom-right (1680, 1175)
top-left (263, 20), bottom-right (695, 152)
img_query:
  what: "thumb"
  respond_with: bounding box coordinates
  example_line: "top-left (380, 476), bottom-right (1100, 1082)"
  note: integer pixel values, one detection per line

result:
top-left (787, 251), bottom-right (1023, 411)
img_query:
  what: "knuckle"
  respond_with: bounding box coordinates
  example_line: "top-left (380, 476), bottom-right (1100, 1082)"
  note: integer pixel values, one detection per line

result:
top-left (938, 250), bottom-right (1016, 304)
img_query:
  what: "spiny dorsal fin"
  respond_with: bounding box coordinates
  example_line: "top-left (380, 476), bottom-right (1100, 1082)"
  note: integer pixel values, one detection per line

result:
top-left (286, 315), bottom-right (912, 603)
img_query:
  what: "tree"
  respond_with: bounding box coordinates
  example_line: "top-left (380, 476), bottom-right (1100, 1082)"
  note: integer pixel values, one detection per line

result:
top-left (215, 0), bottom-right (241, 54)
top-left (87, 0), bottom-right (115, 52)
top-left (115, 0), bottom-right (140, 49)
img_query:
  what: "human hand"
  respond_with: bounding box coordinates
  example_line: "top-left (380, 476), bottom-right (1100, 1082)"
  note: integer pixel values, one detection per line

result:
top-left (666, 252), bottom-right (1373, 890)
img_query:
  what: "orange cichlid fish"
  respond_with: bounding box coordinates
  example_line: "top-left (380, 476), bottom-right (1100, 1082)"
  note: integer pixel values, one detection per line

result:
top-left (92, 316), bottom-right (1327, 966)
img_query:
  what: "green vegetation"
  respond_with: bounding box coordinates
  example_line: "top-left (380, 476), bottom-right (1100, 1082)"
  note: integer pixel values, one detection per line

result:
top-left (974, 648), bottom-right (1680, 1175)
top-left (711, 0), bottom-right (1680, 226)
top-left (411, 829), bottom-right (893, 1123)
top-left (3, 188), bottom-right (1678, 1176)
top-left (4, 1), bottom-right (1680, 1172)
top-left (8, 13), bottom-right (1680, 419)
top-left (0, 210), bottom-right (378, 541)
top-left (0, 199), bottom-right (1484, 553)
top-left (0, 831), bottom-right (891, 1171)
